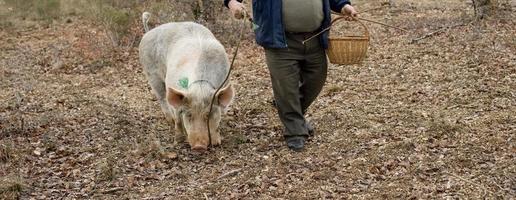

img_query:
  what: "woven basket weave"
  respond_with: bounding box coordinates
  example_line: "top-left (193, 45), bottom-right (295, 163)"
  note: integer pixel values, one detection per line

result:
top-left (327, 17), bottom-right (370, 65)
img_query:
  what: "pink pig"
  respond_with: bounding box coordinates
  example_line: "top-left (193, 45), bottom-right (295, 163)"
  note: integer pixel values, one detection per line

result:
top-left (139, 12), bottom-right (235, 152)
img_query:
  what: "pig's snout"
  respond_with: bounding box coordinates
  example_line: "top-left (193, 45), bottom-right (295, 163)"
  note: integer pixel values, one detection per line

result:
top-left (188, 132), bottom-right (209, 152)
top-left (191, 144), bottom-right (208, 152)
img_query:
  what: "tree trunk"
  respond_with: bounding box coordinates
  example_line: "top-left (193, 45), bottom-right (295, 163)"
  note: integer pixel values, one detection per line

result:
top-left (472, 0), bottom-right (494, 19)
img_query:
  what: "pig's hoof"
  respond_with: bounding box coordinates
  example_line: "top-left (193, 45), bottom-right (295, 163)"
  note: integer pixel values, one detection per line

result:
top-left (174, 135), bottom-right (186, 144)
top-left (191, 145), bottom-right (208, 152)
top-left (173, 139), bottom-right (185, 147)
top-left (212, 138), bottom-right (222, 146)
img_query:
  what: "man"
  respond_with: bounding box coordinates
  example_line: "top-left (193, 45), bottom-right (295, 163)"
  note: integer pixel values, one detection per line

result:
top-left (224, 0), bottom-right (358, 151)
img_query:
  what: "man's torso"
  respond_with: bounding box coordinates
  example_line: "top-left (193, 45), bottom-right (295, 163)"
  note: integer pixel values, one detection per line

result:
top-left (282, 0), bottom-right (324, 32)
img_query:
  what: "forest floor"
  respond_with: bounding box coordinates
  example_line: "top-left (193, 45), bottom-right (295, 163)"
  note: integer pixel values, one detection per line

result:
top-left (1, 0), bottom-right (515, 199)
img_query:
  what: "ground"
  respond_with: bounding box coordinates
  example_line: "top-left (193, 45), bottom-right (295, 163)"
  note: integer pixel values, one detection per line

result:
top-left (1, 0), bottom-right (515, 199)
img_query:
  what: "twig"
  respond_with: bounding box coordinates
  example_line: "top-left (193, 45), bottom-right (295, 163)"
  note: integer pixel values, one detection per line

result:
top-left (102, 187), bottom-right (123, 194)
top-left (331, 6), bottom-right (385, 16)
top-left (410, 21), bottom-right (471, 44)
top-left (142, 197), bottom-right (161, 200)
top-left (125, 33), bottom-right (137, 51)
top-left (331, 11), bottom-right (408, 32)
top-left (15, 92), bottom-right (24, 131)
top-left (302, 15), bottom-right (408, 44)
top-left (357, 17), bottom-right (408, 32)
top-left (204, 193), bottom-right (209, 200)
top-left (359, 6), bottom-right (387, 13)
top-left (446, 172), bottom-right (496, 195)
top-left (216, 168), bottom-right (242, 180)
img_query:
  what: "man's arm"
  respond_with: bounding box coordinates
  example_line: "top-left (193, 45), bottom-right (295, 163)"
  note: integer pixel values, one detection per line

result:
top-left (225, 0), bottom-right (246, 19)
top-left (224, 0), bottom-right (243, 8)
top-left (330, 0), bottom-right (358, 18)
top-left (329, 0), bottom-right (351, 13)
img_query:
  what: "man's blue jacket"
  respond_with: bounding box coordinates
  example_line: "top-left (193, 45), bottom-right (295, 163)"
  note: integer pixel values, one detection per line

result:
top-left (224, 0), bottom-right (351, 49)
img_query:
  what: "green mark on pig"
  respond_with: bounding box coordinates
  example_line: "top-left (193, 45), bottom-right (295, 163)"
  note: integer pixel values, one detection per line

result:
top-left (178, 77), bottom-right (189, 89)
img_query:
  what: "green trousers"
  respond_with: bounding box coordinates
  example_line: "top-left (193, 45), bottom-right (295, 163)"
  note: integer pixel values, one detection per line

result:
top-left (264, 33), bottom-right (328, 137)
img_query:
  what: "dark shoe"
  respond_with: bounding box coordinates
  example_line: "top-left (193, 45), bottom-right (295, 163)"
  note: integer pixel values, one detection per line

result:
top-left (271, 99), bottom-right (278, 109)
top-left (285, 136), bottom-right (306, 152)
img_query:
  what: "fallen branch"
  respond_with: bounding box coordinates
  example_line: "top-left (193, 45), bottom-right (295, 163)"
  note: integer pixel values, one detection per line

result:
top-left (216, 168), bottom-right (242, 180)
top-left (101, 187), bottom-right (123, 194)
top-left (142, 192), bottom-right (175, 200)
top-left (15, 92), bottom-right (25, 132)
top-left (446, 172), bottom-right (496, 195)
top-left (410, 21), bottom-right (471, 44)
top-left (142, 197), bottom-right (161, 200)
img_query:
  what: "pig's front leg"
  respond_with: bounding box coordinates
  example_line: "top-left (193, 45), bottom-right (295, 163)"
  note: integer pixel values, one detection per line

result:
top-left (211, 131), bottom-right (222, 146)
top-left (174, 117), bottom-right (186, 145)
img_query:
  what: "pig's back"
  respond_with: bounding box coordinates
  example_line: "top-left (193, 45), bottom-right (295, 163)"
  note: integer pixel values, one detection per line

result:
top-left (139, 22), bottom-right (218, 79)
top-left (163, 24), bottom-right (229, 90)
top-left (139, 22), bottom-right (229, 91)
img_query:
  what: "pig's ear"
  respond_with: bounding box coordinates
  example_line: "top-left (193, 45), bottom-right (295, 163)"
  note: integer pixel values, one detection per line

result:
top-left (167, 87), bottom-right (186, 109)
top-left (216, 84), bottom-right (234, 109)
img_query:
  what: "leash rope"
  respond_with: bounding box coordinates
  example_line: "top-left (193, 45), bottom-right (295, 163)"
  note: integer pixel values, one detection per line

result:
top-left (206, 11), bottom-right (252, 149)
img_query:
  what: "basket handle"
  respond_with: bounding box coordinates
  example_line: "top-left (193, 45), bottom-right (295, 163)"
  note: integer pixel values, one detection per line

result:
top-left (302, 17), bottom-right (369, 44)
top-left (330, 16), bottom-right (369, 38)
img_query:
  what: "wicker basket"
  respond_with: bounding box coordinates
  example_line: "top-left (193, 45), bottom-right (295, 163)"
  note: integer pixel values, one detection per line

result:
top-left (327, 17), bottom-right (370, 65)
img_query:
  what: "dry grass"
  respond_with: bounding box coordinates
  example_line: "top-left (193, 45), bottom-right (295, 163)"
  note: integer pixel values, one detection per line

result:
top-left (0, 176), bottom-right (25, 200)
top-left (97, 156), bottom-right (117, 182)
top-left (0, 143), bottom-right (13, 163)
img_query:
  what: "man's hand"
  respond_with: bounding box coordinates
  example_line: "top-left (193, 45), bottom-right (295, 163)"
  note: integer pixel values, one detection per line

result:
top-left (341, 4), bottom-right (358, 20)
top-left (228, 0), bottom-right (246, 19)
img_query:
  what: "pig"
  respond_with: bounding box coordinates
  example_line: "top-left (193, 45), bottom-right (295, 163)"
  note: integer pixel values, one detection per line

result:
top-left (138, 12), bottom-right (235, 152)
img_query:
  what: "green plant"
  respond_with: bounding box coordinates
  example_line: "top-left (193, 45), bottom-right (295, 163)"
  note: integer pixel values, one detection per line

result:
top-left (100, 6), bottom-right (133, 47)
top-left (84, 0), bottom-right (138, 47)
top-left (3, 0), bottom-right (61, 22)
top-left (34, 0), bottom-right (61, 22)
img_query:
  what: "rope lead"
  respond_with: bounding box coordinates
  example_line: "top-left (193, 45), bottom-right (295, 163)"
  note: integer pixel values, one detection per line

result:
top-left (206, 11), bottom-right (252, 149)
